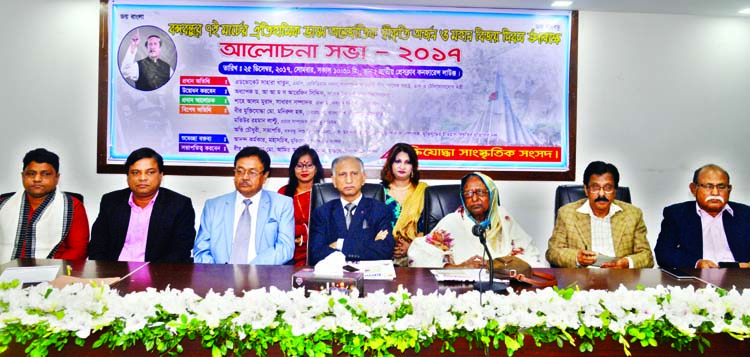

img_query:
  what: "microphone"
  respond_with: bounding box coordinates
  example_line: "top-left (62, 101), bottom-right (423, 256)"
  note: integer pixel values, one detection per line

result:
top-left (472, 224), bottom-right (486, 244)
top-left (472, 223), bottom-right (507, 294)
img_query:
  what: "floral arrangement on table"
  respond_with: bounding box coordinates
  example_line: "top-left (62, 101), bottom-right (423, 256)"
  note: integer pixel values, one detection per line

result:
top-left (1, 279), bottom-right (750, 357)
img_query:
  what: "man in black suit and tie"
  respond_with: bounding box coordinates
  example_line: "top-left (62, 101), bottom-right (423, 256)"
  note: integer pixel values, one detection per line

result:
top-left (88, 148), bottom-right (195, 263)
top-left (308, 156), bottom-right (394, 265)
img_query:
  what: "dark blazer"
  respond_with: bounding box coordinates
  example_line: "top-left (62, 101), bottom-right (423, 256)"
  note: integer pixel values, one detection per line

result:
top-left (308, 196), bottom-right (394, 265)
top-left (654, 201), bottom-right (750, 268)
top-left (88, 187), bottom-right (196, 263)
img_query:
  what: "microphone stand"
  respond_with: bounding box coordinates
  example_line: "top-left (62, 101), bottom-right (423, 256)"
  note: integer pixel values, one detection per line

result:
top-left (472, 224), bottom-right (507, 294)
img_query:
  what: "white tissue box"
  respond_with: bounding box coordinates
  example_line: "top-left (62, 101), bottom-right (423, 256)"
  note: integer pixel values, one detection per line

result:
top-left (292, 269), bottom-right (364, 297)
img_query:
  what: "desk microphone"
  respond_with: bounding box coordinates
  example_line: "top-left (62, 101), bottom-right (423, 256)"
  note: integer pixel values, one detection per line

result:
top-left (472, 224), bottom-right (507, 294)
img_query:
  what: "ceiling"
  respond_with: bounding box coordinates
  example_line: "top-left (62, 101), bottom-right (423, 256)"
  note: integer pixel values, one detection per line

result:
top-left (257, 0), bottom-right (750, 18)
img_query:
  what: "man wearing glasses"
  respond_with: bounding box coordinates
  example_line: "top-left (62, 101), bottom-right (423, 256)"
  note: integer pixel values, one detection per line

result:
top-left (193, 146), bottom-right (294, 264)
top-left (655, 164), bottom-right (750, 268)
top-left (546, 161), bottom-right (654, 268)
top-left (308, 156), bottom-right (394, 265)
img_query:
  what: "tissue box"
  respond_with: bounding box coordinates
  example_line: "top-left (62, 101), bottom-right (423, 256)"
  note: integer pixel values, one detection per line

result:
top-left (292, 269), bottom-right (364, 297)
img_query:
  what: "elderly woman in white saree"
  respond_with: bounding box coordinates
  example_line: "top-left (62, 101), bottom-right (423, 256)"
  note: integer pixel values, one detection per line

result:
top-left (408, 172), bottom-right (545, 268)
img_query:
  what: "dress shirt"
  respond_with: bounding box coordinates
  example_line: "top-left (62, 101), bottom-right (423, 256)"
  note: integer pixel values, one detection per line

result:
top-left (119, 191), bottom-right (159, 262)
top-left (576, 201), bottom-right (633, 268)
top-left (697, 202), bottom-right (735, 265)
top-left (340, 194), bottom-right (363, 218)
top-left (232, 191), bottom-right (261, 263)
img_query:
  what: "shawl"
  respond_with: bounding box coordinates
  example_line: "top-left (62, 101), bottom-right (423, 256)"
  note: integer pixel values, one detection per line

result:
top-left (392, 181), bottom-right (428, 242)
top-left (0, 190), bottom-right (73, 262)
top-left (459, 172), bottom-right (503, 253)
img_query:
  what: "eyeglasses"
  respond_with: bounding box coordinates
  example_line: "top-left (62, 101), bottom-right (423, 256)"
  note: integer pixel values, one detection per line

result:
top-left (696, 183), bottom-right (730, 191)
top-left (295, 163), bottom-right (314, 170)
top-left (463, 189), bottom-right (489, 198)
top-left (235, 168), bottom-right (262, 178)
top-left (588, 184), bottom-right (615, 194)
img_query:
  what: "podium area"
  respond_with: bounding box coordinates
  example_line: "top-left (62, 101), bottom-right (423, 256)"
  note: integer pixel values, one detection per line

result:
top-left (2, 259), bottom-right (750, 356)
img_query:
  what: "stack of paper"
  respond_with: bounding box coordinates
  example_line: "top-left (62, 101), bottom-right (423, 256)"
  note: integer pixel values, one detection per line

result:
top-left (430, 269), bottom-right (504, 282)
top-left (349, 260), bottom-right (397, 280)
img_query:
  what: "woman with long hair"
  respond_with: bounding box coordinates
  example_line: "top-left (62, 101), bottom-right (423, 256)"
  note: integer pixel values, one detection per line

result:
top-left (380, 143), bottom-right (428, 267)
top-left (278, 145), bottom-right (325, 265)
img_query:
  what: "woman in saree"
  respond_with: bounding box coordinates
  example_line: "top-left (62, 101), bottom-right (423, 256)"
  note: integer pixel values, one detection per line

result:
top-left (278, 145), bottom-right (325, 265)
top-left (380, 143), bottom-right (428, 267)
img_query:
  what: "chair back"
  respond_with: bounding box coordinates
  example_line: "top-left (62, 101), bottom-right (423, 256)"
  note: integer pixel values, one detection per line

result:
top-left (421, 185), bottom-right (462, 234)
top-left (307, 182), bottom-right (385, 265)
top-left (554, 185), bottom-right (631, 220)
top-left (421, 184), bottom-right (501, 234)
top-left (309, 183), bottom-right (384, 213)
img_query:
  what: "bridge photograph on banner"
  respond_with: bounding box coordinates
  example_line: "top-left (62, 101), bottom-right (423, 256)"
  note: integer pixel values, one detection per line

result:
top-left (98, 0), bottom-right (577, 179)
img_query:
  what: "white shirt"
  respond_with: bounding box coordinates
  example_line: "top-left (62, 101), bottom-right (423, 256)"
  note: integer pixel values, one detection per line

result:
top-left (697, 202), bottom-right (735, 265)
top-left (577, 201), bottom-right (633, 268)
top-left (340, 194), bottom-right (363, 217)
top-left (232, 190), bottom-right (261, 263)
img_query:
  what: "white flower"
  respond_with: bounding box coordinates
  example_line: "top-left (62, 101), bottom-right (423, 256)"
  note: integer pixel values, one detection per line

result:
top-left (1, 280), bottom-right (749, 356)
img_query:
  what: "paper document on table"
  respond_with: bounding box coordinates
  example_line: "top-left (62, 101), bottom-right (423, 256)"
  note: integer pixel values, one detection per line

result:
top-left (0, 266), bottom-right (60, 284)
top-left (592, 254), bottom-right (617, 267)
top-left (430, 269), bottom-right (499, 282)
top-left (348, 260), bottom-right (396, 280)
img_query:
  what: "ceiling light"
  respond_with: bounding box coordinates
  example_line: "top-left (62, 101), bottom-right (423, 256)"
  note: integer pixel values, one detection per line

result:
top-left (739, 8), bottom-right (750, 15)
top-left (551, 1), bottom-right (573, 7)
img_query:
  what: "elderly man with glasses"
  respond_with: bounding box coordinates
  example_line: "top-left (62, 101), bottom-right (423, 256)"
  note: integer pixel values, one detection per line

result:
top-left (193, 146), bottom-right (294, 265)
top-left (308, 155), bottom-right (394, 266)
top-left (655, 164), bottom-right (750, 269)
top-left (546, 161), bottom-right (654, 268)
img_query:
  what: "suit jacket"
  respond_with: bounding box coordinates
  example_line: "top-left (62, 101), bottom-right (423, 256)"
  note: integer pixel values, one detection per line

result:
top-left (193, 190), bottom-right (294, 265)
top-left (88, 188), bottom-right (196, 263)
top-left (546, 199), bottom-right (654, 268)
top-left (654, 201), bottom-right (750, 268)
top-left (308, 196), bottom-right (394, 265)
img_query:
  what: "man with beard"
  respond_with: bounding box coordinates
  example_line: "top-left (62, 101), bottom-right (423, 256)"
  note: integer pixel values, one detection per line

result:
top-left (121, 30), bottom-right (173, 91)
top-left (546, 161), bottom-right (654, 268)
top-left (655, 164), bottom-right (750, 268)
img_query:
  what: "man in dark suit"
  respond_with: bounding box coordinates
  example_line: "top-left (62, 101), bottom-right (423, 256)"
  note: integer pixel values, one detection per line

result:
top-left (308, 156), bottom-right (394, 265)
top-left (655, 164), bottom-right (750, 269)
top-left (88, 148), bottom-right (195, 263)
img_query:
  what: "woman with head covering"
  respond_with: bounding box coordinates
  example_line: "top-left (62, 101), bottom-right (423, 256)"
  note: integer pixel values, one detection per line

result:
top-left (278, 145), bottom-right (325, 265)
top-left (380, 143), bottom-right (429, 267)
top-left (408, 172), bottom-right (544, 268)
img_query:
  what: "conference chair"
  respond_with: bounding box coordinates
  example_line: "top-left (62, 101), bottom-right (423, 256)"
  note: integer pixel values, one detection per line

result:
top-left (0, 191), bottom-right (84, 203)
top-left (309, 183), bottom-right (385, 213)
top-left (421, 184), bottom-right (501, 234)
top-left (306, 182), bottom-right (385, 265)
top-left (421, 184), bottom-right (462, 234)
top-left (553, 184), bottom-right (631, 220)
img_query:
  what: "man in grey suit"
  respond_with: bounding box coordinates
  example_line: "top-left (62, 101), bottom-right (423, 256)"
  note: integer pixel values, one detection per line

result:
top-left (193, 147), bottom-right (294, 264)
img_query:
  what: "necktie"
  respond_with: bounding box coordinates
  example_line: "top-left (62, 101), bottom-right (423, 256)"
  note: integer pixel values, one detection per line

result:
top-left (230, 199), bottom-right (252, 264)
top-left (345, 203), bottom-right (356, 229)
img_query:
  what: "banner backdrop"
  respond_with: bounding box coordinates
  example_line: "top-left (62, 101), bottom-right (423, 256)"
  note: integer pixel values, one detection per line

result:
top-left (103, 0), bottom-right (574, 175)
